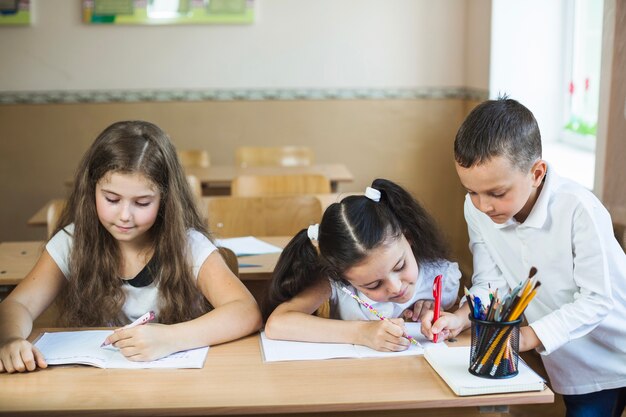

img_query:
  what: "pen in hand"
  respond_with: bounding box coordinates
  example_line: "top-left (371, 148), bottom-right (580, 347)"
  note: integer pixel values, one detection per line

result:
top-left (100, 311), bottom-right (155, 347)
top-left (341, 287), bottom-right (420, 346)
top-left (432, 275), bottom-right (442, 342)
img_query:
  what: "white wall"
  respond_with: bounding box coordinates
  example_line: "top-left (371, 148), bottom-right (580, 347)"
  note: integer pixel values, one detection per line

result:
top-left (0, 0), bottom-right (474, 92)
top-left (490, 0), bottom-right (567, 143)
top-left (465, 0), bottom-right (491, 90)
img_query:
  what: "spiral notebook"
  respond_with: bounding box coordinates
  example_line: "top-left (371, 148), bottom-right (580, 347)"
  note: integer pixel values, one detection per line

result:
top-left (424, 346), bottom-right (545, 396)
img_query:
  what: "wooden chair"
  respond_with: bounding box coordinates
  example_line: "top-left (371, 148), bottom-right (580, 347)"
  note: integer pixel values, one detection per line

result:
top-left (46, 200), bottom-right (66, 238)
top-left (206, 195), bottom-right (322, 237)
top-left (178, 149), bottom-right (211, 168)
top-left (231, 174), bottom-right (331, 197)
top-left (235, 146), bottom-right (314, 168)
top-left (186, 174), bottom-right (203, 201)
top-left (217, 246), bottom-right (239, 277)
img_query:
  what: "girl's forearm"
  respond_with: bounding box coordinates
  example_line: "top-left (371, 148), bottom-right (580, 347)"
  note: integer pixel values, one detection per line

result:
top-left (265, 310), bottom-right (370, 346)
top-left (166, 298), bottom-right (262, 351)
top-left (0, 300), bottom-right (34, 343)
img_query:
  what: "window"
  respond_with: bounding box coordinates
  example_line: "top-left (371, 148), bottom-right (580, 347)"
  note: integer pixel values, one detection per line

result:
top-left (561, 0), bottom-right (604, 151)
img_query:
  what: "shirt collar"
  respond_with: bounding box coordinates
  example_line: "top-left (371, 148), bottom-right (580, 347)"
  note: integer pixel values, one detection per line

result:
top-left (521, 163), bottom-right (554, 229)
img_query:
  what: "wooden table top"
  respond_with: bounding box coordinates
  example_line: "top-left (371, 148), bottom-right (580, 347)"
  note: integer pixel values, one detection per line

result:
top-left (0, 330), bottom-right (553, 416)
top-left (0, 237), bottom-right (289, 286)
top-left (185, 163), bottom-right (354, 189)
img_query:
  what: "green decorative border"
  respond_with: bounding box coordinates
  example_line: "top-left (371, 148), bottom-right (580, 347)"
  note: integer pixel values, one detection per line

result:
top-left (0, 87), bottom-right (488, 105)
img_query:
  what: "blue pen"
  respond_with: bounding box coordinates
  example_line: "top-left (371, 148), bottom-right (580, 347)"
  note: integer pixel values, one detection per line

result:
top-left (473, 296), bottom-right (482, 319)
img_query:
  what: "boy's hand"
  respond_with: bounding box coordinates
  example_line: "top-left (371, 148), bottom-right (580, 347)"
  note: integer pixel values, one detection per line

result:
top-left (0, 338), bottom-right (47, 373)
top-left (420, 310), bottom-right (464, 342)
top-left (105, 324), bottom-right (173, 361)
top-left (519, 326), bottom-right (542, 352)
top-left (402, 299), bottom-right (436, 322)
top-left (361, 318), bottom-right (410, 352)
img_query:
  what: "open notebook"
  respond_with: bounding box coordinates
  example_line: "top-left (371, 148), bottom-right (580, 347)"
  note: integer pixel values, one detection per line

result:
top-left (260, 322), bottom-right (445, 362)
top-left (424, 346), bottom-right (546, 396)
top-left (34, 330), bottom-right (209, 369)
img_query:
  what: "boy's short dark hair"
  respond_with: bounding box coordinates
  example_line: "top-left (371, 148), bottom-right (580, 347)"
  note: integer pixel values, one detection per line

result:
top-left (454, 96), bottom-right (542, 171)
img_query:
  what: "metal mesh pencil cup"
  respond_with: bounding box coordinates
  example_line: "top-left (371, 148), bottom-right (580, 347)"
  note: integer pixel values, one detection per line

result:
top-left (468, 315), bottom-right (521, 379)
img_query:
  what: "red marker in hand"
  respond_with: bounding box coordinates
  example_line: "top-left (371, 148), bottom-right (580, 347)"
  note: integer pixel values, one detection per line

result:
top-left (432, 275), bottom-right (442, 342)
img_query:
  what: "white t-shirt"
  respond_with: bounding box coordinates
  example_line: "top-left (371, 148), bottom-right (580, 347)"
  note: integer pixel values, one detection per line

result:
top-left (329, 260), bottom-right (461, 320)
top-left (464, 164), bottom-right (626, 395)
top-left (46, 224), bottom-right (216, 322)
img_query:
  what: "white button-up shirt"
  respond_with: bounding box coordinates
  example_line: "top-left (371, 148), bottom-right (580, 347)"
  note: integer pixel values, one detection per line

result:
top-left (465, 165), bottom-right (626, 395)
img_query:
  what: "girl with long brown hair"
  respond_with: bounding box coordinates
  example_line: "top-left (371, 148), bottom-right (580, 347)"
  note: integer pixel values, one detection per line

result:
top-left (0, 121), bottom-right (261, 373)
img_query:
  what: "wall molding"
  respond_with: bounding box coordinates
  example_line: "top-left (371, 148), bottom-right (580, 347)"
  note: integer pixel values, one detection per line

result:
top-left (0, 87), bottom-right (488, 105)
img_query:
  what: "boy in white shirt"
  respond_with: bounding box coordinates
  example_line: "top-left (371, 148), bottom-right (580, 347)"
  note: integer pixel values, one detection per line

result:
top-left (421, 97), bottom-right (626, 417)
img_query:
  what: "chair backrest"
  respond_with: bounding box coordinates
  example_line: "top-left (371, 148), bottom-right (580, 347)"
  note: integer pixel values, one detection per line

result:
top-left (178, 149), bottom-right (211, 168)
top-left (231, 174), bottom-right (331, 197)
top-left (235, 146), bottom-right (314, 168)
top-left (186, 174), bottom-right (203, 201)
top-left (46, 200), bottom-right (66, 238)
top-left (206, 195), bottom-right (322, 237)
top-left (217, 246), bottom-right (239, 276)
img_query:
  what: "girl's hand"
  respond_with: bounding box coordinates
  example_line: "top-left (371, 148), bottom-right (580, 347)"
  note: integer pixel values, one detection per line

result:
top-left (361, 318), bottom-right (410, 352)
top-left (105, 324), bottom-right (173, 361)
top-left (0, 338), bottom-right (47, 373)
top-left (402, 299), bottom-right (436, 322)
top-left (420, 310), bottom-right (464, 342)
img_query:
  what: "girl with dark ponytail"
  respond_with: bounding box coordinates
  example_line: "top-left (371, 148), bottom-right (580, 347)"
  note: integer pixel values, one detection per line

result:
top-left (263, 178), bottom-right (460, 352)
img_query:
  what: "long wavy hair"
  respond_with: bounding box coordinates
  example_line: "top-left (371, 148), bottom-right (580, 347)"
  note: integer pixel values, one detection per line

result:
top-left (262, 178), bottom-right (451, 320)
top-left (55, 121), bottom-right (210, 326)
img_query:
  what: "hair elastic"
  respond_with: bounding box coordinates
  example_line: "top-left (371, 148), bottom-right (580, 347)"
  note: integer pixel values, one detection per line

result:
top-left (365, 186), bottom-right (381, 202)
top-left (307, 224), bottom-right (319, 241)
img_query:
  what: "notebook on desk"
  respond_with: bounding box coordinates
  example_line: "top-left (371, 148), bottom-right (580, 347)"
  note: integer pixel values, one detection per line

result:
top-left (424, 346), bottom-right (546, 396)
top-left (34, 330), bottom-right (209, 369)
top-left (215, 236), bottom-right (282, 256)
top-left (259, 322), bottom-right (444, 362)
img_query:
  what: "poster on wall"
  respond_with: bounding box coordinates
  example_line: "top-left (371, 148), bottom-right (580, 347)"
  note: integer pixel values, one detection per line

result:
top-left (82, 0), bottom-right (254, 25)
top-left (0, 0), bottom-right (30, 25)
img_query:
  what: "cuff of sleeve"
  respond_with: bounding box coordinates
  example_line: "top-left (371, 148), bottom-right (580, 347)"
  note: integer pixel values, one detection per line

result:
top-left (529, 316), bottom-right (569, 355)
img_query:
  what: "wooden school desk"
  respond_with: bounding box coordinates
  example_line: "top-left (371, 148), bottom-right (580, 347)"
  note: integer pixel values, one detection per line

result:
top-left (186, 163), bottom-right (354, 194)
top-left (0, 330), bottom-right (554, 416)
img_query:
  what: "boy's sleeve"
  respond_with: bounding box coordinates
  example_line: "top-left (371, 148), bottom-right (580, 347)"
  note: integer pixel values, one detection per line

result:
top-left (529, 204), bottom-right (613, 355)
top-left (463, 198), bottom-right (510, 306)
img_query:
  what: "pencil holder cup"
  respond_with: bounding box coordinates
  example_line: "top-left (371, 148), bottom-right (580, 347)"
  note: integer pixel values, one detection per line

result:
top-left (468, 315), bottom-right (521, 379)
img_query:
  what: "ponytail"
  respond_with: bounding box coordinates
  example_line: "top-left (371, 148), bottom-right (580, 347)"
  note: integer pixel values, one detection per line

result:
top-left (261, 229), bottom-right (323, 321)
top-left (372, 178), bottom-right (451, 263)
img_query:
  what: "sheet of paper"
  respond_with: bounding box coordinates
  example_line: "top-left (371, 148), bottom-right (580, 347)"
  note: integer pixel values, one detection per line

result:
top-left (35, 330), bottom-right (208, 369)
top-left (215, 236), bottom-right (282, 256)
top-left (260, 322), bottom-right (446, 362)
